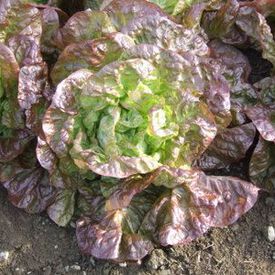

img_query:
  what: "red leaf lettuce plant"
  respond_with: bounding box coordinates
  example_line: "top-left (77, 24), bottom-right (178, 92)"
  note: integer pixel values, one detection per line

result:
top-left (2, 0), bottom-right (274, 262)
top-left (0, 0), bottom-right (57, 213)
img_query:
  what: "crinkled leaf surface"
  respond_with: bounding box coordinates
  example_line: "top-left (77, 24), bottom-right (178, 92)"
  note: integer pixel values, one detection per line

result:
top-left (147, 0), bottom-right (187, 16)
top-left (44, 53), bottom-right (217, 178)
top-left (0, 129), bottom-right (33, 162)
top-left (76, 180), bottom-right (160, 261)
top-left (0, 43), bottom-right (25, 131)
top-left (0, 1), bottom-right (51, 136)
top-left (40, 7), bottom-right (67, 55)
top-left (236, 5), bottom-right (275, 67)
top-left (246, 104), bottom-right (275, 142)
top-left (54, 10), bottom-right (116, 49)
top-left (141, 168), bottom-right (258, 246)
top-left (249, 137), bottom-right (275, 190)
top-left (51, 33), bottom-right (135, 85)
top-left (47, 188), bottom-right (76, 226)
top-left (76, 167), bottom-right (258, 261)
top-left (201, 1), bottom-right (275, 66)
top-left (202, 0), bottom-right (240, 42)
top-left (197, 123), bottom-right (256, 171)
top-left (246, 77), bottom-right (275, 143)
top-left (0, 0), bottom-right (42, 44)
top-left (0, 145), bottom-right (56, 214)
top-left (41, 0), bottom-right (235, 180)
top-left (37, 134), bottom-right (94, 226)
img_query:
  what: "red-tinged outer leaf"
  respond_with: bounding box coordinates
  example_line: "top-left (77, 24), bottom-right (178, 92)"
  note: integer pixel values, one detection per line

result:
top-left (0, 3), bottom-right (52, 137)
top-left (249, 137), bottom-right (275, 190)
top-left (103, 0), bottom-right (169, 21)
top-left (40, 7), bottom-right (68, 54)
top-left (0, 129), bottom-right (33, 162)
top-left (0, 141), bottom-right (56, 215)
top-left (106, 172), bottom-right (160, 210)
top-left (47, 189), bottom-right (76, 226)
top-left (18, 64), bottom-right (48, 110)
top-left (36, 135), bottom-right (57, 172)
top-left (121, 15), bottom-right (208, 56)
top-left (76, 213), bottom-right (154, 261)
top-left (37, 135), bottom-right (89, 227)
top-left (200, 59), bottom-right (231, 127)
top-left (43, 106), bottom-right (74, 158)
top-left (37, 134), bottom-right (87, 191)
top-left (139, 168), bottom-right (259, 246)
top-left (246, 104), bottom-right (275, 143)
top-left (18, 62), bottom-right (50, 134)
top-left (209, 39), bottom-right (251, 81)
top-left (0, 43), bottom-right (19, 79)
top-left (182, 2), bottom-right (208, 28)
top-left (51, 33), bottom-right (134, 85)
top-left (7, 35), bottom-right (43, 66)
top-left (3, 167), bottom-right (56, 216)
top-left (236, 6), bottom-right (275, 66)
top-left (76, 177), bottom-right (161, 261)
top-left (76, 167), bottom-right (258, 261)
top-left (0, 1), bottom-right (42, 44)
top-left (242, 0), bottom-right (275, 17)
top-left (54, 10), bottom-right (116, 49)
top-left (202, 0), bottom-right (240, 41)
top-left (197, 123), bottom-right (256, 171)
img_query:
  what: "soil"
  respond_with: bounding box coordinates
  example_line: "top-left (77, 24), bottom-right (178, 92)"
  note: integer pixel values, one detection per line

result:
top-left (0, 186), bottom-right (274, 275)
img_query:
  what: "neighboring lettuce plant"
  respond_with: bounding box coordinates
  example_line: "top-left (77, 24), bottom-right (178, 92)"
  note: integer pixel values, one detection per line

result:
top-left (247, 77), bottom-right (275, 191)
top-left (0, 0), bottom-right (62, 213)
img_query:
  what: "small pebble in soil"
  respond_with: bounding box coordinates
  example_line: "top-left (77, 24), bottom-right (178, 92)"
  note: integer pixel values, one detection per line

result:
top-left (267, 226), bottom-right (275, 242)
top-left (119, 262), bottom-right (127, 267)
top-left (159, 270), bottom-right (172, 275)
top-left (70, 221), bottom-right (76, 228)
top-left (14, 267), bottom-right (25, 274)
top-left (43, 266), bottom-right (52, 275)
top-left (54, 245), bottom-right (58, 249)
top-left (146, 249), bottom-right (168, 270)
top-left (0, 251), bottom-right (10, 263)
top-left (70, 264), bottom-right (81, 271)
top-left (89, 256), bottom-right (95, 266)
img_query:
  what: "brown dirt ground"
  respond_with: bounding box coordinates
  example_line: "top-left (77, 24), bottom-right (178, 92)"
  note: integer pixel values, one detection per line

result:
top-left (0, 186), bottom-right (274, 275)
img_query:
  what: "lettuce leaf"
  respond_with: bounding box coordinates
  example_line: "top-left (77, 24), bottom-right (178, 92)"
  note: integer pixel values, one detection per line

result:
top-left (197, 123), bottom-right (256, 171)
top-left (0, 143), bottom-right (57, 214)
top-left (247, 77), bottom-right (275, 191)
